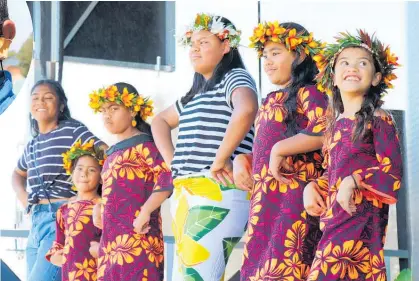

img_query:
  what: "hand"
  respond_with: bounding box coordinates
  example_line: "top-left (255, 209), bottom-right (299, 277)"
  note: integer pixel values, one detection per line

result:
top-left (89, 241), bottom-right (100, 259)
top-left (210, 158), bottom-right (234, 186)
top-left (233, 154), bottom-right (253, 191)
top-left (133, 209), bottom-right (151, 234)
top-left (93, 203), bottom-right (103, 229)
top-left (303, 182), bottom-right (327, 216)
top-left (269, 143), bottom-right (293, 184)
top-left (336, 176), bottom-right (357, 216)
top-left (50, 249), bottom-right (64, 267)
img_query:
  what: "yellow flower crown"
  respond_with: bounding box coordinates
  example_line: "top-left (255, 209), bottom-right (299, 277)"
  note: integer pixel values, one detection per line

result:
top-left (89, 85), bottom-right (154, 121)
top-left (249, 21), bottom-right (325, 58)
top-left (62, 139), bottom-right (105, 175)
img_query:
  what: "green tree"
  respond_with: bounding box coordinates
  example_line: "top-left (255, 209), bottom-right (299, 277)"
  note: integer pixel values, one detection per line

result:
top-left (8, 50), bottom-right (17, 57)
top-left (16, 33), bottom-right (33, 77)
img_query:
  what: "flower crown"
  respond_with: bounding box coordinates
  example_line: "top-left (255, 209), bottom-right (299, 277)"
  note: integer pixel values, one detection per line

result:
top-left (249, 21), bottom-right (325, 59)
top-left (62, 139), bottom-right (105, 175)
top-left (89, 85), bottom-right (154, 121)
top-left (179, 13), bottom-right (241, 48)
top-left (315, 29), bottom-right (400, 96)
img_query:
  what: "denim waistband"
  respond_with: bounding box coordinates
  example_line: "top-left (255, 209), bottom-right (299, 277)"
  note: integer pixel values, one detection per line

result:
top-left (31, 201), bottom-right (67, 214)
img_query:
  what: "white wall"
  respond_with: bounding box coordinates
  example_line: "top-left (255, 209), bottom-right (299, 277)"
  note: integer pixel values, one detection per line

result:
top-left (62, 0), bottom-right (260, 147)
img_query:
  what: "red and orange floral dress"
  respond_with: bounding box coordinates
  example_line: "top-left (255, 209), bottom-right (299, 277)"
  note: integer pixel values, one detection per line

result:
top-left (46, 198), bottom-right (101, 281)
top-left (96, 134), bottom-right (173, 281)
top-left (241, 85), bottom-right (328, 281)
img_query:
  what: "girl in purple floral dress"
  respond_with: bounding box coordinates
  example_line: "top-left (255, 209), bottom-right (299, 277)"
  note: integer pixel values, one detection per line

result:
top-left (89, 82), bottom-right (173, 281)
top-left (304, 30), bottom-right (402, 281)
top-left (236, 21), bottom-right (328, 281)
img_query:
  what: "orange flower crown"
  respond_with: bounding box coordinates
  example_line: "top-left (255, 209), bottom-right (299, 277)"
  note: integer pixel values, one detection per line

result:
top-left (179, 13), bottom-right (241, 48)
top-left (62, 139), bottom-right (105, 175)
top-left (249, 21), bottom-right (325, 59)
top-left (89, 85), bottom-right (154, 121)
top-left (315, 29), bottom-right (400, 96)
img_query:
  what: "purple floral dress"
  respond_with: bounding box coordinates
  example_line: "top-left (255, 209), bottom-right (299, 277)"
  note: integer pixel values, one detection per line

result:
top-left (241, 85), bottom-right (328, 281)
top-left (307, 115), bottom-right (402, 281)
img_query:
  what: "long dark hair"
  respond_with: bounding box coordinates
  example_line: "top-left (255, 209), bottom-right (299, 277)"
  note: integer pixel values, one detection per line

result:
top-left (0, 0), bottom-right (9, 34)
top-left (30, 80), bottom-right (73, 137)
top-left (181, 16), bottom-right (245, 106)
top-left (278, 22), bottom-right (319, 138)
top-left (325, 47), bottom-right (383, 145)
top-left (113, 82), bottom-right (152, 136)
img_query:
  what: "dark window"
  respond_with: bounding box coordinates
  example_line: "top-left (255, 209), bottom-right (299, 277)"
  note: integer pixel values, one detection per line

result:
top-left (62, 1), bottom-right (175, 70)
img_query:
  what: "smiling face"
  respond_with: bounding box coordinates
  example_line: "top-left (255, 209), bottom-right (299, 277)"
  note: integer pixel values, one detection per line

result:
top-left (99, 102), bottom-right (134, 135)
top-left (30, 84), bottom-right (63, 124)
top-left (262, 41), bottom-right (296, 88)
top-left (189, 30), bottom-right (230, 79)
top-left (333, 47), bottom-right (382, 96)
top-left (72, 155), bottom-right (101, 193)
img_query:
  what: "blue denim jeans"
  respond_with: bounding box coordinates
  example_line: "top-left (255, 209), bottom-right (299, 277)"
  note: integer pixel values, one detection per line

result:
top-left (26, 202), bottom-right (66, 281)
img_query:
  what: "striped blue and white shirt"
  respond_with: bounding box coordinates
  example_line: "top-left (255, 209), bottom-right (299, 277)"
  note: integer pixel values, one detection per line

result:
top-left (18, 120), bottom-right (105, 204)
top-left (171, 68), bottom-right (257, 179)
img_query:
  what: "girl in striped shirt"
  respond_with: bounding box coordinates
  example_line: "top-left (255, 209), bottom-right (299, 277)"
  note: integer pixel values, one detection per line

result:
top-left (152, 13), bottom-right (258, 281)
top-left (12, 80), bottom-right (106, 281)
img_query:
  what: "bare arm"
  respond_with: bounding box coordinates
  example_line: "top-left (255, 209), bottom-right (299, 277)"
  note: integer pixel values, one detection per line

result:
top-left (141, 190), bottom-right (172, 214)
top-left (233, 153), bottom-right (254, 191)
top-left (12, 168), bottom-right (28, 209)
top-left (92, 203), bottom-right (103, 229)
top-left (214, 88), bottom-right (258, 163)
top-left (211, 88), bottom-right (258, 185)
top-left (151, 105), bottom-right (179, 167)
top-left (269, 134), bottom-right (323, 182)
top-left (50, 250), bottom-right (64, 267)
top-left (133, 190), bottom-right (171, 234)
top-left (272, 134), bottom-right (324, 157)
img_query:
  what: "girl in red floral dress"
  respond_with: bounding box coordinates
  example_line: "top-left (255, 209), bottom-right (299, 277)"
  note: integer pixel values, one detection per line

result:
top-left (46, 139), bottom-right (104, 281)
top-left (236, 21), bottom-right (328, 281)
top-left (89, 82), bottom-right (173, 281)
